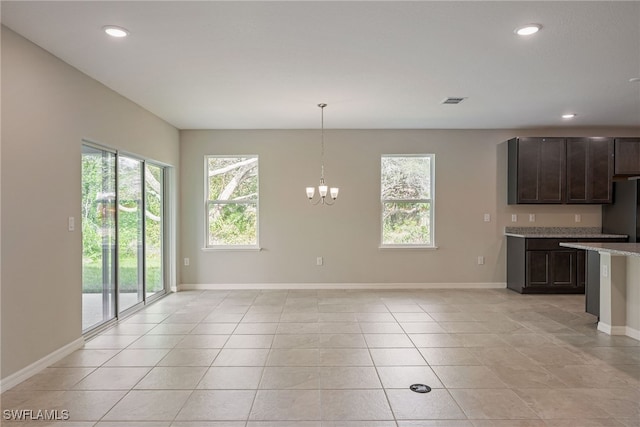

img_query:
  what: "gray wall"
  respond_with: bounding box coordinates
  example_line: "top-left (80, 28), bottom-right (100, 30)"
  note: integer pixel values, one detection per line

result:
top-left (1, 27), bottom-right (180, 380)
top-left (180, 128), bottom-right (639, 287)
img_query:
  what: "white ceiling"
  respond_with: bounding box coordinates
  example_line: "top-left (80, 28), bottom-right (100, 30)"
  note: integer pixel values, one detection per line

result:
top-left (2, 1), bottom-right (640, 130)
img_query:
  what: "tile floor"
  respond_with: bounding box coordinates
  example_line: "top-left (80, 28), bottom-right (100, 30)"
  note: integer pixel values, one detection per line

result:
top-left (1, 288), bottom-right (639, 426)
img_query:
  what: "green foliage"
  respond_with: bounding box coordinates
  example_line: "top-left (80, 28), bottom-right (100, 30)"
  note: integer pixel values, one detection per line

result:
top-left (207, 157), bottom-right (258, 245)
top-left (381, 156), bottom-right (433, 245)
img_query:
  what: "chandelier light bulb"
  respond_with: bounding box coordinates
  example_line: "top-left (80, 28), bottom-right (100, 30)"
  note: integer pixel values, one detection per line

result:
top-left (305, 103), bottom-right (339, 206)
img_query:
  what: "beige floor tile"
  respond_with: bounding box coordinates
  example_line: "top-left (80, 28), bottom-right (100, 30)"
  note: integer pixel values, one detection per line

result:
top-left (400, 322), bottom-right (447, 334)
top-left (280, 312), bottom-right (320, 322)
top-left (386, 388), bottom-right (466, 420)
top-left (321, 389), bottom-right (393, 420)
top-left (147, 323), bottom-right (197, 335)
top-left (377, 366), bottom-right (444, 388)
top-left (364, 333), bottom-right (413, 348)
top-left (272, 334), bottom-right (320, 348)
top-left (135, 366), bottom-right (207, 389)
top-left (267, 349), bottom-right (319, 366)
top-left (318, 333), bottom-right (366, 348)
top-left (176, 335), bottom-right (229, 349)
top-left (102, 323), bottom-right (158, 335)
top-left (418, 347), bottom-right (482, 366)
top-left (104, 349), bottom-right (170, 367)
top-left (355, 312), bottom-right (396, 322)
top-left (73, 367), bottom-right (151, 390)
top-left (513, 388), bottom-right (610, 419)
top-left (545, 365), bottom-right (636, 388)
top-left (456, 334), bottom-right (510, 348)
top-left (467, 347), bottom-right (539, 366)
top-left (319, 366), bottom-right (381, 388)
top-left (12, 368), bottom-right (94, 391)
top-left (432, 366), bottom-right (507, 388)
top-left (497, 333), bottom-right (552, 347)
top-left (21, 390), bottom-right (127, 421)
top-left (470, 421), bottom-right (546, 427)
top-left (224, 334), bottom-right (274, 349)
top-left (317, 313), bottom-right (357, 322)
top-left (247, 422), bottom-right (320, 427)
top-left (516, 345), bottom-right (598, 366)
top-left (202, 313), bottom-right (245, 323)
top-left (157, 348), bottom-right (220, 367)
top-left (487, 364), bottom-right (567, 388)
top-left (323, 422), bottom-right (397, 427)
top-left (250, 390), bottom-right (321, 420)
top-left (51, 349), bottom-right (120, 368)
top-left (233, 323), bottom-right (279, 334)
top-left (449, 388), bottom-right (539, 419)
top-left (318, 322), bottom-right (361, 334)
top-left (409, 333), bottom-right (463, 347)
top-left (319, 348), bottom-right (373, 366)
top-left (190, 323), bottom-right (237, 335)
top-left (393, 313), bottom-right (435, 322)
top-left (439, 322), bottom-right (490, 333)
top-left (176, 390), bottom-right (255, 421)
top-left (397, 421), bottom-right (473, 426)
top-left (83, 335), bottom-right (140, 349)
top-left (259, 366), bottom-right (319, 389)
top-left (213, 348), bottom-right (270, 366)
top-left (370, 348), bottom-right (427, 366)
top-left (129, 334), bottom-right (185, 349)
top-left (541, 420), bottom-right (628, 427)
top-left (359, 322), bottom-right (404, 334)
top-left (198, 366), bottom-right (263, 389)
top-left (276, 323), bottom-right (320, 334)
top-left (96, 422), bottom-right (171, 427)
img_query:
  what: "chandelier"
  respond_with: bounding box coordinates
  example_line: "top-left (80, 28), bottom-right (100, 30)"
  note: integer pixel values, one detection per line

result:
top-left (306, 103), bottom-right (339, 205)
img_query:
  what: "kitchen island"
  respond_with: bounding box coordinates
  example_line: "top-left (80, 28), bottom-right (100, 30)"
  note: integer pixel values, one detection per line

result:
top-left (560, 242), bottom-right (640, 340)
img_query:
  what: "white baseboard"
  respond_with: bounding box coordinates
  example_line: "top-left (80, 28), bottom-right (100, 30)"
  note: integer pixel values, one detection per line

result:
top-left (179, 282), bottom-right (507, 291)
top-left (597, 322), bottom-right (640, 340)
top-left (0, 337), bottom-right (85, 393)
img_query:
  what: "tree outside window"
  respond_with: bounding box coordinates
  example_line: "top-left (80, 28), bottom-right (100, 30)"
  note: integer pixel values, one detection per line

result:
top-left (381, 155), bottom-right (435, 247)
top-left (206, 156), bottom-right (259, 247)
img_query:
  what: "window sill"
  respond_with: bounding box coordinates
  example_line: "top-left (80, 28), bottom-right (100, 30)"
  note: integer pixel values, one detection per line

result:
top-left (201, 246), bottom-right (262, 252)
top-left (379, 245), bottom-right (438, 250)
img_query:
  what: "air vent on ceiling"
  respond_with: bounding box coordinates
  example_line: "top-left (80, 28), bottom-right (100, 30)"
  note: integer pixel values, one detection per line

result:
top-left (441, 97), bottom-right (466, 105)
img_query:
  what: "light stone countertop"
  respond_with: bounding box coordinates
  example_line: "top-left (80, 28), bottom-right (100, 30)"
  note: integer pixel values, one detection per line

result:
top-left (559, 242), bottom-right (640, 257)
top-left (504, 227), bottom-right (627, 239)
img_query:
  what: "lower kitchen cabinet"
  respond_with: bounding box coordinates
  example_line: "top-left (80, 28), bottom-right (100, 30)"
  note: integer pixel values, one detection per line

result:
top-left (507, 236), bottom-right (625, 294)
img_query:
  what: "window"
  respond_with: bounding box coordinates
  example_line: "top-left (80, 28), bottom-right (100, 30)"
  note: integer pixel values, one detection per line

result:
top-left (381, 155), bottom-right (435, 247)
top-left (206, 156), bottom-right (259, 248)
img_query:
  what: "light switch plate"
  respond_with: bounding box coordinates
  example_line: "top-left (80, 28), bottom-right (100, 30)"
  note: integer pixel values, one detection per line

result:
top-left (529, 214), bottom-right (536, 222)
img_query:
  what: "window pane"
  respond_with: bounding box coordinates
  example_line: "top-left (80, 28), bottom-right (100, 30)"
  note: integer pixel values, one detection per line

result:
top-left (82, 146), bottom-right (116, 331)
top-left (208, 203), bottom-right (257, 245)
top-left (382, 202), bottom-right (431, 245)
top-left (145, 163), bottom-right (164, 298)
top-left (381, 156), bottom-right (431, 200)
top-left (208, 157), bottom-right (258, 200)
top-left (118, 156), bottom-right (144, 313)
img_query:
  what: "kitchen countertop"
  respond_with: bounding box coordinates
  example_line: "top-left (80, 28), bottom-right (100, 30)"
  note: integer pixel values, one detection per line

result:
top-left (504, 227), bottom-right (627, 239)
top-left (559, 242), bottom-right (640, 257)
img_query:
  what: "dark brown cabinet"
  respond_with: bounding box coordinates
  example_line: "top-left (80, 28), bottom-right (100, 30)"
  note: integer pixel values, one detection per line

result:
top-left (566, 137), bottom-right (614, 203)
top-left (506, 236), bottom-right (626, 294)
top-left (508, 137), bottom-right (615, 204)
top-left (614, 138), bottom-right (640, 176)
top-left (508, 137), bottom-right (565, 204)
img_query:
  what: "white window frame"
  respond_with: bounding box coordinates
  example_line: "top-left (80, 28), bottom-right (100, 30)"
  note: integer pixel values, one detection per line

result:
top-left (204, 155), bottom-right (260, 250)
top-left (380, 154), bottom-right (436, 249)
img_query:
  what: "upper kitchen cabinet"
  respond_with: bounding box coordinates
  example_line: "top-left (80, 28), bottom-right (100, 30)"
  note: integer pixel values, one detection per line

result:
top-left (614, 138), bottom-right (640, 176)
top-left (508, 137), bottom-right (615, 204)
top-left (508, 137), bottom-right (565, 204)
top-left (566, 137), bottom-right (614, 204)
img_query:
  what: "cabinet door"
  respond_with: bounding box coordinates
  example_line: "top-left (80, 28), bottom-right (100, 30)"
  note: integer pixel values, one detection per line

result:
top-left (550, 250), bottom-right (577, 287)
top-left (614, 138), bottom-right (640, 176)
top-left (566, 138), bottom-right (613, 203)
top-left (517, 137), bottom-right (565, 203)
top-left (526, 251), bottom-right (550, 286)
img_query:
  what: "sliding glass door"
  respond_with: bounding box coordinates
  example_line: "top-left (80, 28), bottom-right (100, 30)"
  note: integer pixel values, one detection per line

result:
top-left (145, 163), bottom-right (164, 299)
top-left (82, 144), bottom-right (168, 332)
top-left (82, 146), bottom-right (117, 330)
top-left (117, 155), bottom-right (144, 313)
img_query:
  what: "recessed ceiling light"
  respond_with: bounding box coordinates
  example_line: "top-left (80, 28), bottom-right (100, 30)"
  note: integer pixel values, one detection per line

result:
top-left (103, 25), bottom-right (129, 38)
top-left (562, 113), bottom-right (577, 119)
top-left (630, 77), bottom-right (640, 83)
top-left (515, 24), bottom-right (542, 36)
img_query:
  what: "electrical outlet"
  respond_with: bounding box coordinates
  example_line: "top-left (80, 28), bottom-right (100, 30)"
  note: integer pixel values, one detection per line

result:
top-left (602, 265), bottom-right (608, 278)
top-left (575, 214), bottom-right (581, 223)
top-left (477, 256), bottom-right (485, 265)
top-left (68, 216), bottom-right (75, 231)
top-left (511, 214), bottom-right (518, 222)
top-left (184, 258), bottom-right (190, 266)
top-left (316, 256), bottom-right (323, 266)
top-left (483, 213), bottom-right (491, 222)
top-left (529, 214), bottom-right (536, 222)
